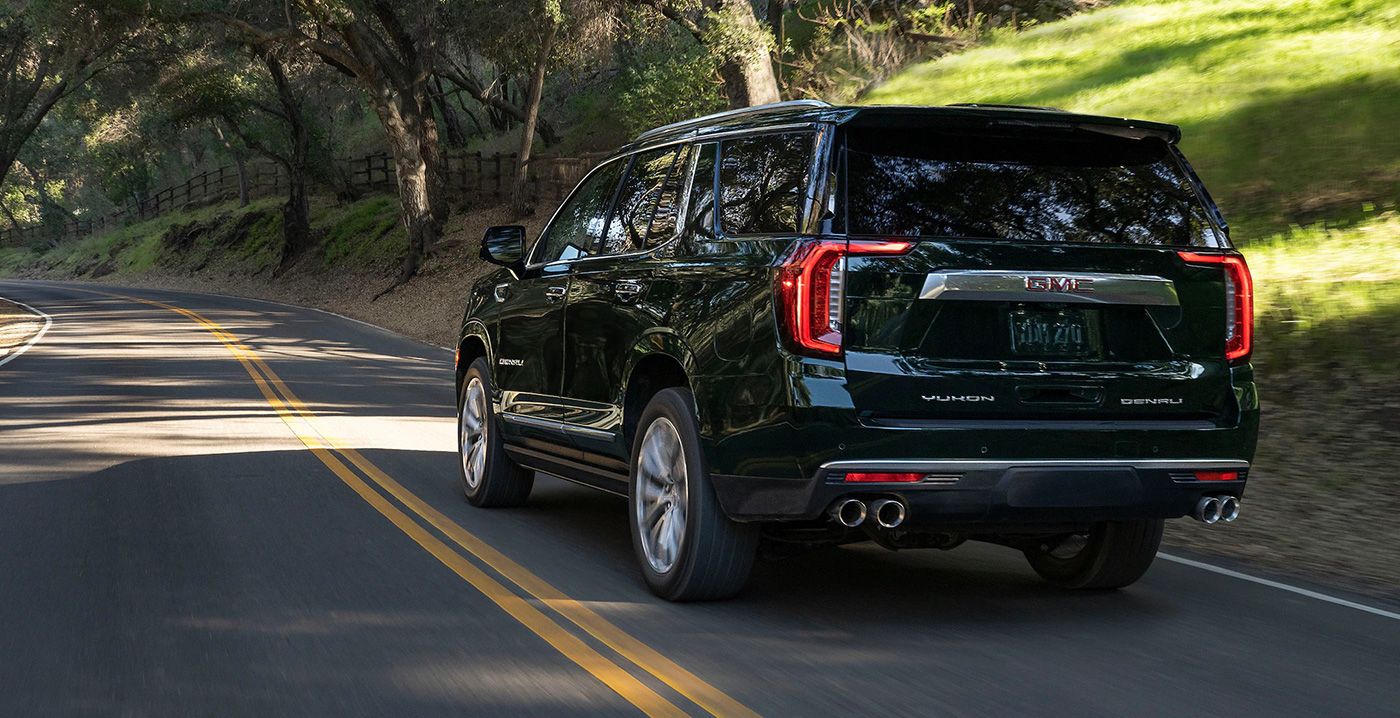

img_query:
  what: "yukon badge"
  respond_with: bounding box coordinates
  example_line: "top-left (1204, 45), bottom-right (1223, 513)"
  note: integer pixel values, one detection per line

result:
top-left (1026, 276), bottom-right (1094, 293)
top-left (923, 395), bottom-right (995, 402)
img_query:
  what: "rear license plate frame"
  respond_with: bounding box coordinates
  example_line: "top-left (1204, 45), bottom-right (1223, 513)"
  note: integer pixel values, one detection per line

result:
top-left (1008, 306), bottom-right (1100, 359)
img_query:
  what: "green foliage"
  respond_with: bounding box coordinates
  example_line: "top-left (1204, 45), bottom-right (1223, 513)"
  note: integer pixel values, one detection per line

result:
top-left (610, 42), bottom-right (727, 138)
top-left (865, 0), bottom-right (1400, 239)
top-left (319, 196), bottom-right (404, 265)
top-left (1245, 208), bottom-right (1400, 371)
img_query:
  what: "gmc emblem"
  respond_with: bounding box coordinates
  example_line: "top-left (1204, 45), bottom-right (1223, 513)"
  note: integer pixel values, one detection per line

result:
top-left (1026, 276), bottom-right (1094, 293)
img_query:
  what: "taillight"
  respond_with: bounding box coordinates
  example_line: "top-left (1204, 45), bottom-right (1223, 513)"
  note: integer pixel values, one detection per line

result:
top-left (1179, 252), bottom-right (1253, 363)
top-left (776, 239), bottom-right (913, 358)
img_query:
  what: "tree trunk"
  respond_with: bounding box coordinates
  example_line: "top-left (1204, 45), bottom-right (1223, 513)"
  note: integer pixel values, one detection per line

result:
top-left (235, 154), bottom-right (250, 207)
top-left (365, 92), bottom-right (439, 291)
top-left (432, 77), bottom-right (468, 147)
top-left (263, 53), bottom-right (315, 268)
top-left (708, 0), bottom-right (781, 108)
top-left (513, 23), bottom-right (558, 219)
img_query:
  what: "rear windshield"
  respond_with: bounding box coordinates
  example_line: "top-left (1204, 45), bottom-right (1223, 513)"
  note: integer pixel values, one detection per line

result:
top-left (843, 128), bottom-right (1220, 246)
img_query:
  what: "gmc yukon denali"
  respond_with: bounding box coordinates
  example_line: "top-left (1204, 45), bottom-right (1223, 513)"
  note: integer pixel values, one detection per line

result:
top-left (454, 101), bottom-right (1258, 600)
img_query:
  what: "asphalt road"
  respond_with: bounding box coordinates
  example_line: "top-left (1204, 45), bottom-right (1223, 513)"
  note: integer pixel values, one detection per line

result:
top-left (1, 279), bottom-right (1397, 718)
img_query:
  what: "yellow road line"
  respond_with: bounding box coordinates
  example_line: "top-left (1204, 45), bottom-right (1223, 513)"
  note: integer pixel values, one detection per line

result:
top-left (209, 317), bottom-right (762, 718)
top-left (76, 289), bottom-right (689, 718)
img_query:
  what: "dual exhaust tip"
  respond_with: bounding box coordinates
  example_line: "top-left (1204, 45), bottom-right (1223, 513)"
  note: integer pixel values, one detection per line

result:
top-left (1194, 495), bottom-right (1240, 524)
top-left (830, 498), bottom-right (905, 529)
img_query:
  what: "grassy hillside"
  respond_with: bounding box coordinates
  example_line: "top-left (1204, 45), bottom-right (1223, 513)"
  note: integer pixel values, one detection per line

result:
top-left (867, 0), bottom-right (1400, 241)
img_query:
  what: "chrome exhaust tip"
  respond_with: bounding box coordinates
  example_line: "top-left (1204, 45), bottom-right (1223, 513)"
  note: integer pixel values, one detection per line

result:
top-left (869, 498), bottom-right (906, 529)
top-left (1194, 496), bottom-right (1222, 524)
top-left (1219, 495), bottom-right (1240, 522)
top-left (830, 498), bottom-right (867, 528)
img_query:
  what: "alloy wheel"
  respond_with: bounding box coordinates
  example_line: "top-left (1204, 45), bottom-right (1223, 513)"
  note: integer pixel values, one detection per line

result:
top-left (459, 376), bottom-right (488, 490)
top-left (635, 417), bottom-right (689, 574)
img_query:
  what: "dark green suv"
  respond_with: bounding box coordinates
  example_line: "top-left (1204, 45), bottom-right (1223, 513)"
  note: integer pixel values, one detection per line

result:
top-left (455, 101), bottom-right (1257, 601)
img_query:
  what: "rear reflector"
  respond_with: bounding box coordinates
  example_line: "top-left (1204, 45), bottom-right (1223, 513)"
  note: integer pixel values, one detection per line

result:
top-left (843, 472), bottom-right (924, 483)
top-left (1193, 470), bottom-right (1240, 482)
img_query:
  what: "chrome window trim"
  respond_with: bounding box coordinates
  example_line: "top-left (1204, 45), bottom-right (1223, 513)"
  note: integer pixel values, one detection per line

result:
top-left (918, 270), bottom-right (1180, 306)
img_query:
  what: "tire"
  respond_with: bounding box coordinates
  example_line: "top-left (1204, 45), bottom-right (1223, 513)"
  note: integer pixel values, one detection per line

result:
top-left (1023, 519), bottom-right (1164, 590)
top-left (628, 388), bottom-right (759, 601)
top-left (458, 357), bottom-right (534, 507)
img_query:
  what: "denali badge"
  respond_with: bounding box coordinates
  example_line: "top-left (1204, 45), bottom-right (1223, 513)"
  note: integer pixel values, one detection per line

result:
top-left (1026, 276), bottom-right (1095, 294)
top-left (1121, 398), bottom-right (1184, 405)
top-left (923, 395), bottom-right (995, 402)
top-left (498, 358), bottom-right (525, 367)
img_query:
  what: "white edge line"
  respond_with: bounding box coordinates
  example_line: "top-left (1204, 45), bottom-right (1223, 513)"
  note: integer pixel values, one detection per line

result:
top-left (1158, 552), bottom-right (1400, 622)
top-left (0, 296), bottom-right (52, 369)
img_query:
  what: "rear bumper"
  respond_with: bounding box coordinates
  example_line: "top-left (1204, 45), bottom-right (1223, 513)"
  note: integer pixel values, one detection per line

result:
top-left (711, 459), bottom-right (1249, 524)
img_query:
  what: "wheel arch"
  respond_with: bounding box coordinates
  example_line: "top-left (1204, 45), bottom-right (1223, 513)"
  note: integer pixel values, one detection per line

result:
top-left (456, 320), bottom-right (493, 399)
top-left (620, 331), bottom-right (698, 451)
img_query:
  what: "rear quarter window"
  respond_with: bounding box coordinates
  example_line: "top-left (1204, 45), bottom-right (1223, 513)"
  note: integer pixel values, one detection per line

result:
top-left (718, 133), bottom-right (814, 236)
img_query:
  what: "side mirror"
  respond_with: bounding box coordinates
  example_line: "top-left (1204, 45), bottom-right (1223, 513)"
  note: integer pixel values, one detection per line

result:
top-left (480, 225), bottom-right (526, 275)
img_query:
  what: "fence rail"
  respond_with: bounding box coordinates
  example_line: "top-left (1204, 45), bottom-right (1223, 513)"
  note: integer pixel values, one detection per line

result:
top-left (1, 150), bottom-right (609, 249)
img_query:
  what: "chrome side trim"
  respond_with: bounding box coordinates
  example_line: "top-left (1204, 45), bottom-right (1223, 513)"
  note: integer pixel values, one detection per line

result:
top-left (501, 412), bottom-right (617, 441)
top-left (820, 458), bottom-right (1250, 473)
top-left (919, 270), bottom-right (1179, 306)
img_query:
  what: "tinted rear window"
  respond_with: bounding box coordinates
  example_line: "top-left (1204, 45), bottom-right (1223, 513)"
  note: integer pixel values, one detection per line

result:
top-left (719, 133), bottom-right (813, 235)
top-left (844, 129), bottom-right (1220, 246)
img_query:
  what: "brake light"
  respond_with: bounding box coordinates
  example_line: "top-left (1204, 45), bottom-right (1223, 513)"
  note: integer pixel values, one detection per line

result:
top-left (776, 239), bottom-right (913, 358)
top-left (1178, 252), bottom-right (1253, 363)
top-left (1193, 470), bottom-right (1240, 482)
top-left (843, 472), bottom-right (924, 483)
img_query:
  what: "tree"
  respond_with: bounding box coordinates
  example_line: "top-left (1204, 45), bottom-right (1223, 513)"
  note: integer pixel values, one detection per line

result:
top-left (215, 0), bottom-right (456, 293)
top-left (0, 1), bottom-right (145, 192)
top-left (625, 0), bottom-right (780, 108)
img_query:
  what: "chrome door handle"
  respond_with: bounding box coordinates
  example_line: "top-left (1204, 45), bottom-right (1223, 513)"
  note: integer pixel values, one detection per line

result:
top-left (545, 285), bottom-right (567, 302)
top-left (494, 283), bottom-right (510, 302)
top-left (613, 280), bottom-right (645, 300)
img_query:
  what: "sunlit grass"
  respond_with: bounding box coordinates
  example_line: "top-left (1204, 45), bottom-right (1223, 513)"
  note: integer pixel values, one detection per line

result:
top-left (1244, 210), bottom-right (1400, 370)
top-left (866, 0), bottom-right (1400, 240)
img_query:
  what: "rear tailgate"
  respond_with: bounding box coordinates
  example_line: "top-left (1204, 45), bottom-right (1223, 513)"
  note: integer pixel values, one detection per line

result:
top-left (842, 242), bottom-right (1237, 424)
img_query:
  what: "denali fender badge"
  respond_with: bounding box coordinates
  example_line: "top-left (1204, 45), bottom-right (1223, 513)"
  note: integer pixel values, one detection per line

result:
top-left (922, 395), bottom-right (995, 402)
top-left (1121, 398), bottom-right (1184, 405)
top-left (498, 358), bottom-right (525, 367)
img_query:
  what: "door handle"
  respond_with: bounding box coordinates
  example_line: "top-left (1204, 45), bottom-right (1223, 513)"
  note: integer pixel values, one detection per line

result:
top-left (545, 285), bottom-right (567, 303)
top-left (494, 283), bottom-right (510, 302)
top-left (613, 280), bottom-right (645, 301)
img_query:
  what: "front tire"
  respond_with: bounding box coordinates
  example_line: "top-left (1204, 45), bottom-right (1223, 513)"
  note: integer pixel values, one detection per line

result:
top-left (629, 388), bottom-right (758, 601)
top-left (459, 357), bottom-right (533, 507)
top-left (1023, 519), bottom-right (1164, 589)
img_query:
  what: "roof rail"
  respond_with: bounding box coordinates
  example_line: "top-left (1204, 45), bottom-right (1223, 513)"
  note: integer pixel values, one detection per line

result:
top-left (946, 102), bottom-right (1066, 112)
top-left (633, 100), bottom-right (834, 143)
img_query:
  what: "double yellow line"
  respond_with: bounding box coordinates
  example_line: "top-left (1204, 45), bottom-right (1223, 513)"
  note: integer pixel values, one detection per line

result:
top-left (79, 288), bottom-right (758, 718)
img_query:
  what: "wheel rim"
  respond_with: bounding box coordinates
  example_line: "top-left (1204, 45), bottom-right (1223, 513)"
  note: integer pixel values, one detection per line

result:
top-left (460, 377), bottom-right (488, 491)
top-left (635, 417), bottom-right (688, 574)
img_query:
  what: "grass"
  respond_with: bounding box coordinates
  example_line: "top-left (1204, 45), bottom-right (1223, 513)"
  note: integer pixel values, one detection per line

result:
top-left (0, 193), bottom-right (412, 280)
top-left (317, 195), bottom-right (404, 265)
top-left (865, 0), bottom-right (1400, 241)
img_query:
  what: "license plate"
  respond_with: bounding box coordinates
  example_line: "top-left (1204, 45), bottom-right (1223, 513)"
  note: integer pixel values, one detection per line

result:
top-left (1009, 307), bottom-right (1097, 358)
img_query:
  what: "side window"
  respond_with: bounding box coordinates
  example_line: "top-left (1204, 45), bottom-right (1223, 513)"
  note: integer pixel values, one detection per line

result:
top-left (642, 144), bottom-right (693, 248)
top-left (718, 133), bottom-right (813, 235)
top-left (685, 143), bottom-right (717, 239)
top-left (600, 147), bottom-right (679, 255)
top-left (534, 160), bottom-right (624, 264)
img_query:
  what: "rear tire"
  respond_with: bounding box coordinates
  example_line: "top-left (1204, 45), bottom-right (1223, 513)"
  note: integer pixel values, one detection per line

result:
top-left (459, 357), bottom-right (533, 508)
top-left (1023, 519), bottom-right (1164, 589)
top-left (629, 388), bottom-right (758, 601)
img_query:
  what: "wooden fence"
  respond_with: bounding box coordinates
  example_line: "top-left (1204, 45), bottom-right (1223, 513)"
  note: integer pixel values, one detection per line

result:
top-left (1, 150), bottom-right (608, 249)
